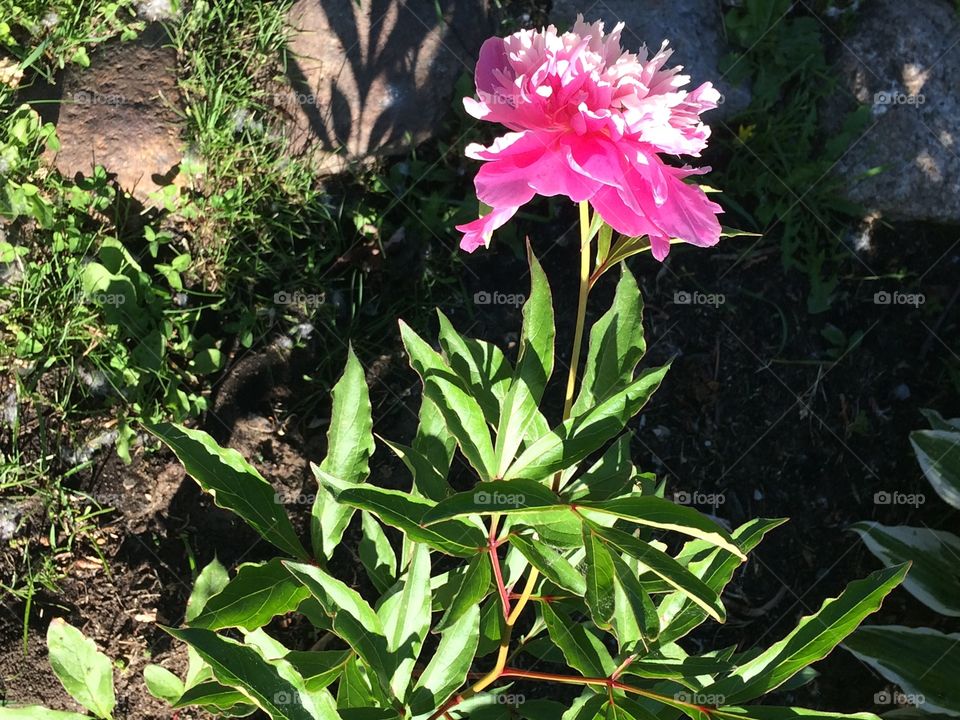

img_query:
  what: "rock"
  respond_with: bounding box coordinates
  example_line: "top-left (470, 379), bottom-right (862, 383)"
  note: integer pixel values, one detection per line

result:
top-left (281, 0), bottom-right (490, 174)
top-left (830, 0), bottom-right (960, 223)
top-left (549, 0), bottom-right (750, 121)
top-left (48, 24), bottom-right (185, 205)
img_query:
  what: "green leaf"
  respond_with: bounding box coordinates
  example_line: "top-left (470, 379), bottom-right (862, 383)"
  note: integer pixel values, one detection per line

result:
top-left (409, 604), bottom-right (481, 713)
top-left (910, 429), bottom-right (960, 510)
top-left (850, 522), bottom-right (960, 616)
top-left (844, 625), bottom-right (960, 716)
top-left (921, 408), bottom-right (960, 433)
top-left (658, 518), bottom-right (786, 644)
top-left (510, 534), bottom-right (586, 596)
top-left (336, 485), bottom-right (485, 557)
top-left (360, 512), bottom-right (398, 594)
top-left (312, 347), bottom-right (375, 559)
top-left (495, 243), bottom-right (555, 475)
top-left (282, 561), bottom-right (392, 694)
top-left (148, 423), bottom-right (308, 561)
top-left (512, 510), bottom-right (584, 548)
top-left (562, 435), bottom-right (634, 502)
top-left (704, 564), bottom-right (909, 703)
top-left (283, 650), bottom-right (352, 692)
top-left (379, 542), bottom-right (432, 697)
top-left (610, 553), bottom-right (659, 650)
top-left (563, 693), bottom-right (607, 720)
top-left (504, 365), bottom-right (669, 482)
top-left (173, 680), bottom-right (255, 713)
top-left (191, 559), bottom-right (310, 631)
top-left (143, 664), bottom-right (184, 703)
top-left (437, 310), bottom-right (511, 427)
top-left (713, 707), bottom-right (880, 720)
top-left (164, 627), bottom-right (335, 720)
top-left (0, 709), bottom-right (92, 719)
top-left (589, 522), bottom-right (725, 622)
top-left (437, 554), bottom-right (492, 630)
top-left (576, 497), bottom-right (745, 559)
top-left (572, 265), bottom-right (645, 417)
top-left (410, 396), bottom-right (456, 500)
top-left (619, 656), bottom-right (733, 681)
top-left (400, 320), bottom-right (496, 479)
top-left (186, 558), bottom-right (230, 622)
top-left (421, 480), bottom-right (563, 525)
top-left (583, 525), bottom-right (616, 628)
top-left (46, 618), bottom-right (115, 720)
top-left (541, 603), bottom-right (616, 677)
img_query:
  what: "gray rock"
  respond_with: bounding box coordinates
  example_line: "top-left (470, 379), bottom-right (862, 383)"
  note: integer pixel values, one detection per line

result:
top-left (550, 0), bottom-right (750, 121)
top-left (47, 24), bottom-right (185, 205)
top-left (281, 0), bottom-right (491, 174)
top-left (830, 0), bottom-right (960, 223)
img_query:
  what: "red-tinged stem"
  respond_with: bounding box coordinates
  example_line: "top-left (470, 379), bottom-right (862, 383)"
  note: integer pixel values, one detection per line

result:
top-left (497, 668), bottom-right (719, 716)
top-left (611, 653), bottom-right (637, 680)
top-left (488, 517), bottom-right (511, 620)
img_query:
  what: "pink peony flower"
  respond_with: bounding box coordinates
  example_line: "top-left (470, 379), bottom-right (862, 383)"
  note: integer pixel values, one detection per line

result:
top-left (456, 17), bottom-right (723, 260)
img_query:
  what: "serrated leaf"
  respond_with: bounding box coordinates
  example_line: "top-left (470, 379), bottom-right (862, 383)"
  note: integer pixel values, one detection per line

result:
top-left (311, 347), bottom-right (375, 559)
top-left (495, 243), bottom-right (555, 474)
top-left (505, 366), bottom-right (669, 482)
top-left (336, 485), bottom-right (485, 556)
top-left (360, 511), bottom-right (398, 594)
top-left (589, 522), bottom-right (725, 621)
top-left (704, 564), bottom-right (909, 703)
top-left (844, 625), bottom-right (960, 716)
top-left (572, 266), bottom-right (646, 417)
top-left (510, 534), bottom-right (586, 596)
top-left (46, 619), bottom-right (115, 720)
top-left (421, 480), bottom-right (563, 525)
top-left (541, 603), bottom-right (615, 677)
top-left (164, 627), bottom-right (334, 720)
top-left (576, 497), bottom-right (744, 559)
top-left (910, 429), bottom-right (960, 510)
top-left (400, 320), bottom-right (496, 479)
top-left (191, 559), bottom-right (310, 631)
top-left (148, 423), bottom-right (307, 561)
top-left (409, 604), bottom-right (480, 713)
top-left (850, 522), bottom-right (960, 616)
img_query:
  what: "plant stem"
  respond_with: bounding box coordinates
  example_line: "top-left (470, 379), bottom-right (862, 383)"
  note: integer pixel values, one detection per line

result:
top-left (463, 200), bottom-right (595, 704)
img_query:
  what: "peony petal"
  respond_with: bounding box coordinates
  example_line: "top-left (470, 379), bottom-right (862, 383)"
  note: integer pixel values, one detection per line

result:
top-left (456, 205), bottom-right (520, 252)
